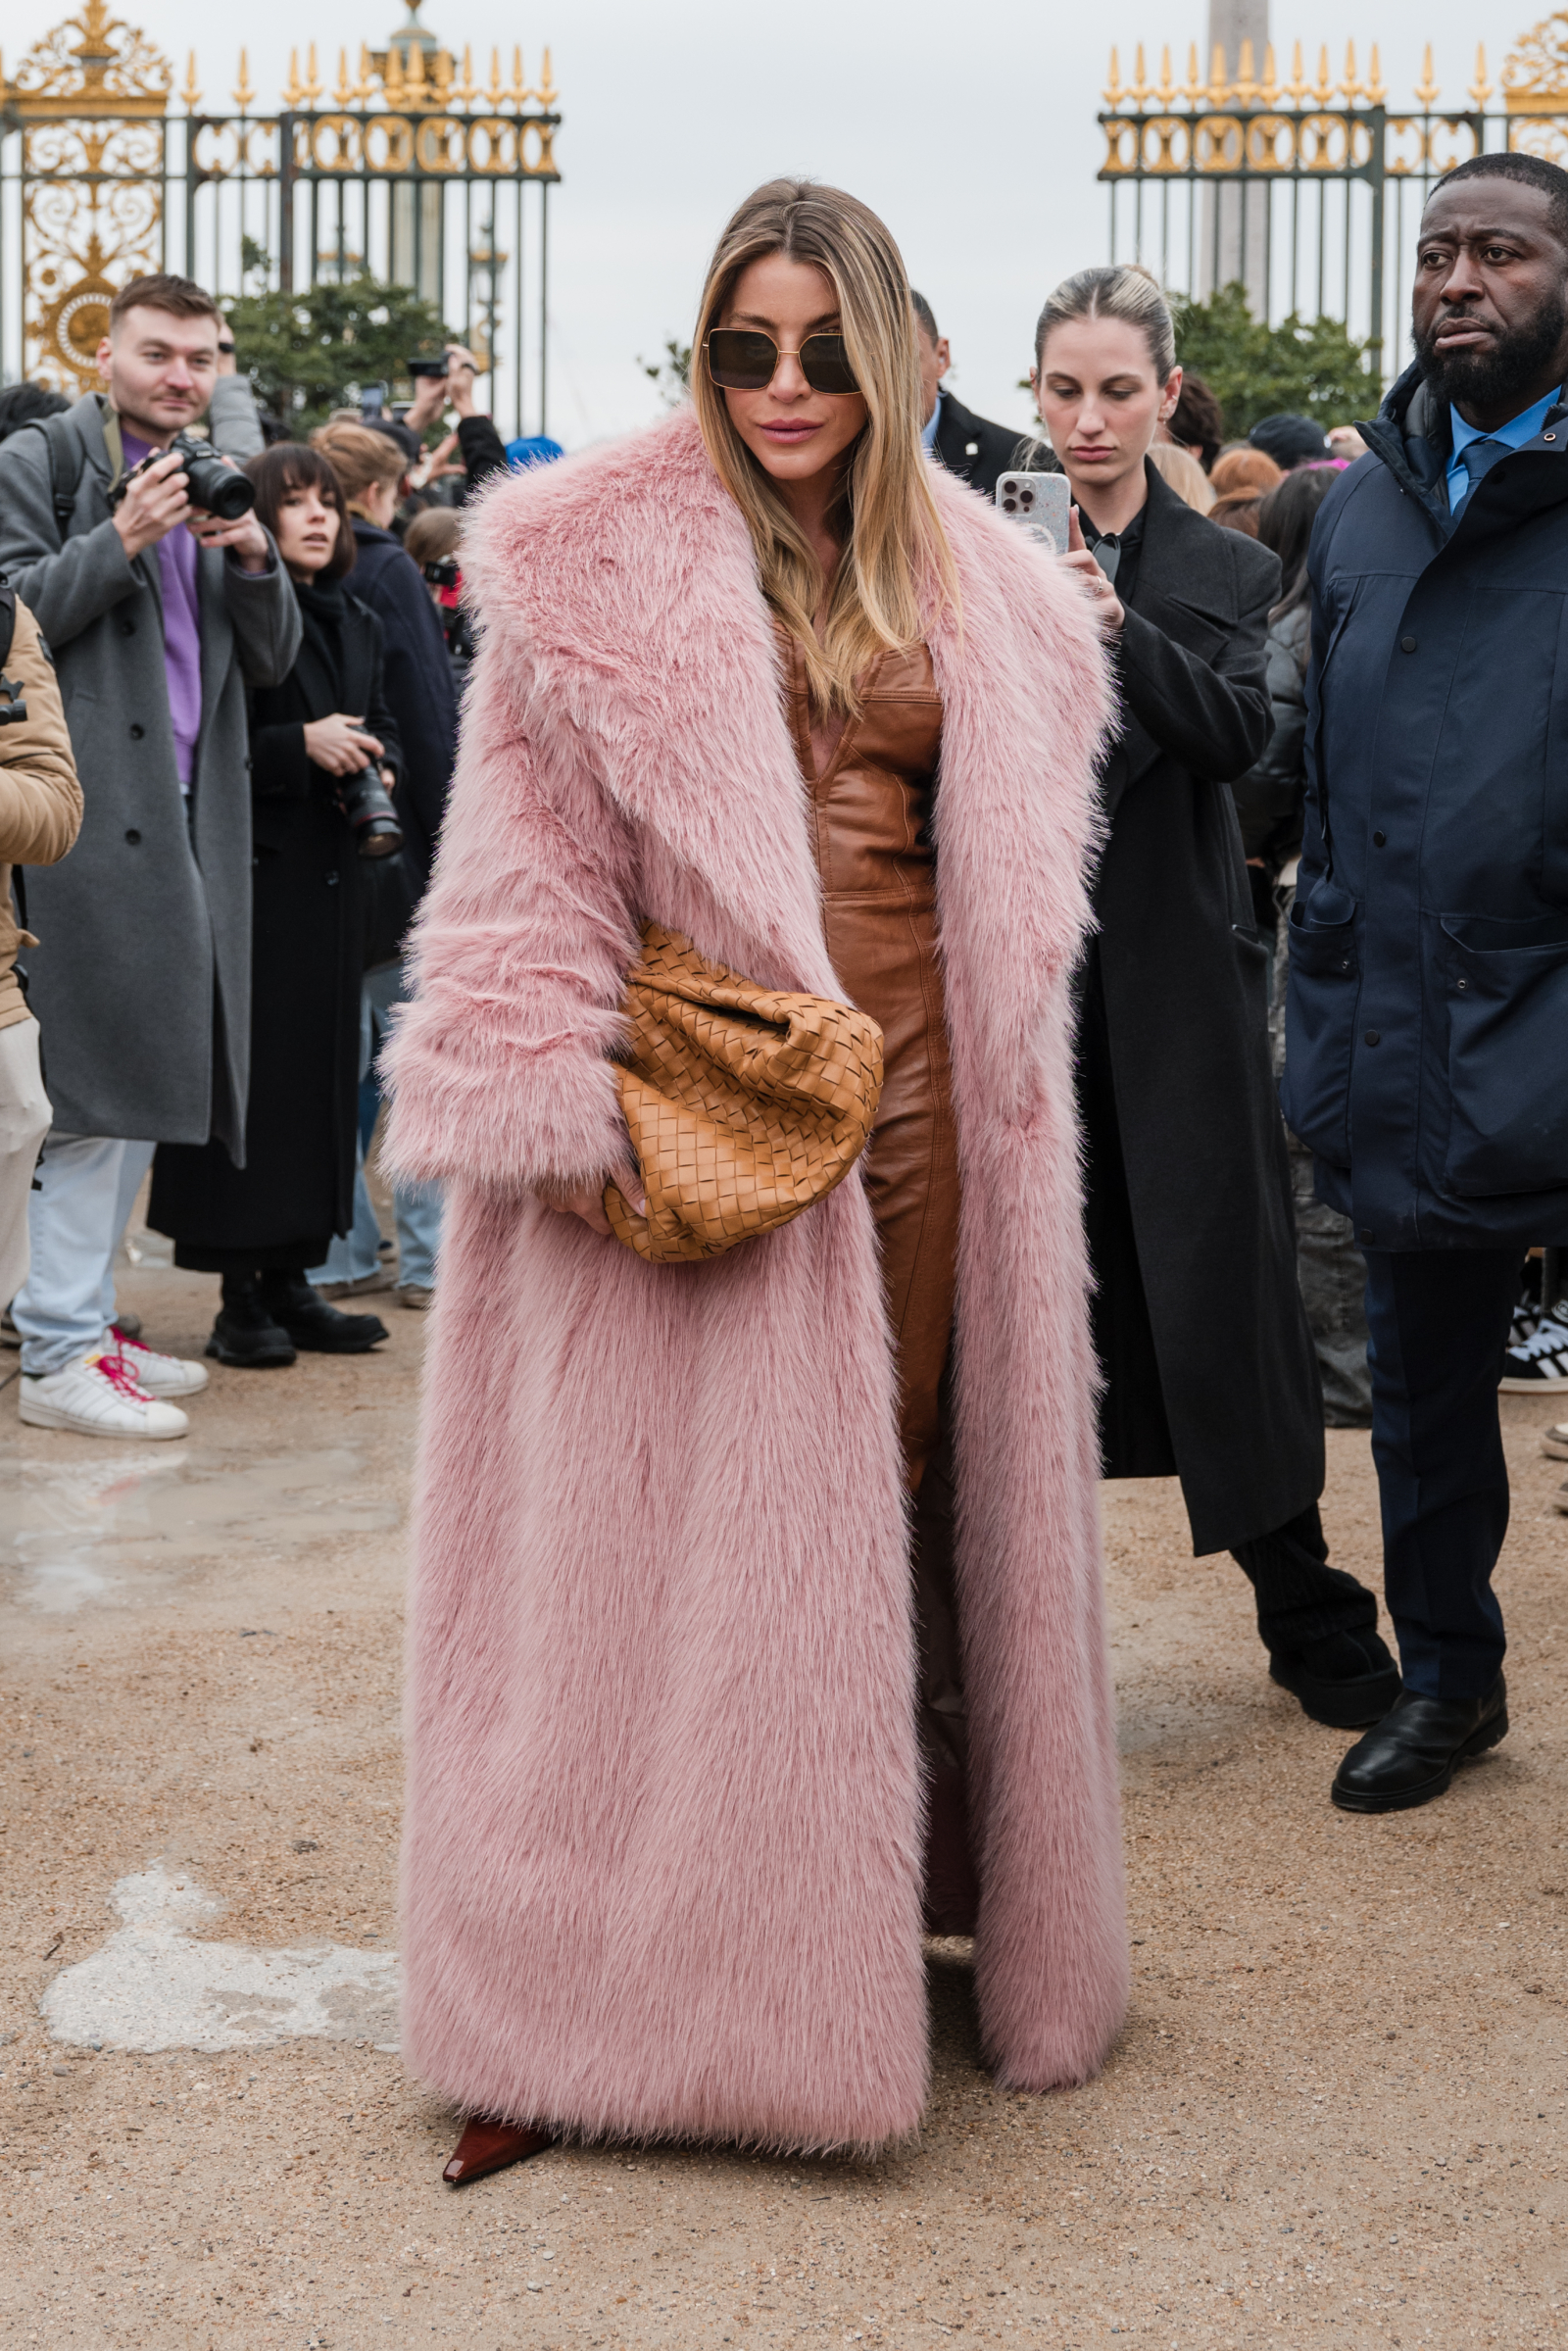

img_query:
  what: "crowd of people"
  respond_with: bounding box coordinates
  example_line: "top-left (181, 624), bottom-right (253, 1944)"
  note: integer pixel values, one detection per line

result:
top-left (2, 150), bottom-right (1565, 2178)
top-left (0, 275), bottom-right (527, 1420)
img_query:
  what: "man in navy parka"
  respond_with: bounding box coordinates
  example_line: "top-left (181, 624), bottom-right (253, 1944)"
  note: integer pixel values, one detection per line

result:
top-left (1287, 151), bottom-right (1568, 1811)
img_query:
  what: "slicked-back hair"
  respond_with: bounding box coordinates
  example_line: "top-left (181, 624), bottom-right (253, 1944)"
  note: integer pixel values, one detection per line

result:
top-left (1034, 264), bottom-right (1176, 379)
top-left (910, 290), bottom-right (939, 345)
top-left (244, 442), bottom-right (357, 581)
top-left (1429, 152), bottom-right (1568, 252)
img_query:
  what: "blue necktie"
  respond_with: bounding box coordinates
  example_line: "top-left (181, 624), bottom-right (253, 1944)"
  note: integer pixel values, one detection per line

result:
top-left (1453, 435), bottom-right (1507, 517)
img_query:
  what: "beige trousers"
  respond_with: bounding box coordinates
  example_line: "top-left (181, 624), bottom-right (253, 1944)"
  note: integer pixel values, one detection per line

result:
top-left (0, 1017), bottom-right (50, 1307)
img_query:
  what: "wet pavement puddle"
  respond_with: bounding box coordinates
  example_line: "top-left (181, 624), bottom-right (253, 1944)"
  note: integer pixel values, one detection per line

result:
top-left (43, 1863), bottom-right (400, 2052)
top-left (0, 1446), bottom-right (400, 1613)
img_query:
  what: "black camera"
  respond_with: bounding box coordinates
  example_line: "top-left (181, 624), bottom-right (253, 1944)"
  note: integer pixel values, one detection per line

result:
top-left (421, 556), bottom-right (460, 590)
top-left (109, 429), bottom-right (256, 521)
top-left (408, 356), bottom-right (449, 379)
top-left (337, 741), bottom-right (403, 858)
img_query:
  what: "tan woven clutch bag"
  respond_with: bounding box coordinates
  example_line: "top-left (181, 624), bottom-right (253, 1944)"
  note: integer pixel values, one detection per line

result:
top-left (603, 922), bottom-right (884, 1263)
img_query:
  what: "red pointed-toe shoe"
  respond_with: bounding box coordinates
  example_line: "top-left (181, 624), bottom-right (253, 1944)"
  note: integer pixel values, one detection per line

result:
top-left (442, 2116), bottom-right (553, 2185)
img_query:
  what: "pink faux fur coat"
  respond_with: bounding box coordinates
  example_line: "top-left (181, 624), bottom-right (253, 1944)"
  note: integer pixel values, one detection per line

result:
top-left (382, 407), bottom-right (1127, 2152)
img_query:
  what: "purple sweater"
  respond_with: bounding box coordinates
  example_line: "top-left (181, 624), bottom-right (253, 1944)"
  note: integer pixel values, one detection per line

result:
top-left (122, 428), bottom-right (203, 790)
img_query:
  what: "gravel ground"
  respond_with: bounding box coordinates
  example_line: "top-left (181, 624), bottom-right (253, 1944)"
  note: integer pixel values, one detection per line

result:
top-left (2, 1238), bottom-right (1565, 2351)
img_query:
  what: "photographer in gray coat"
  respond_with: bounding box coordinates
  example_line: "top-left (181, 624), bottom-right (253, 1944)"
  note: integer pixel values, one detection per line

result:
top-left (0, 271), bottom-right (300, 1439)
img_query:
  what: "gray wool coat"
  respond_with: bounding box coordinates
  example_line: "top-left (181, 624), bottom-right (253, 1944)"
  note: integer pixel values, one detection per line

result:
top-left (0, 390), bottom-right (300, 1152)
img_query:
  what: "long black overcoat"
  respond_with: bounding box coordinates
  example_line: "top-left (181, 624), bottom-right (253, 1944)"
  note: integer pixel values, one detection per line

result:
top-left (148, 589), bottom-right (401, 1263)
top-left (1088, 462), bottom-right (1324, 1554)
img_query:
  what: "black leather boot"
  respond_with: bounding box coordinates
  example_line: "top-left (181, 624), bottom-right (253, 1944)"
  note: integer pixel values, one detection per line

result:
top-left (260, 1270), bottom-right (388, 1354)
top-left (1269, 1626), bottom-right (1401, 1729)
top-left (1331, 1675), bottom-right (1508, 1813)
top-left (207, 1273), bottom-right (298, 1368)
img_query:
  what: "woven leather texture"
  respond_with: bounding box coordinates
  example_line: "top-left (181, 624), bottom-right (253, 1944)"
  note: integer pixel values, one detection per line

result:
top-left (604, 922), bottom-right (884, 1262)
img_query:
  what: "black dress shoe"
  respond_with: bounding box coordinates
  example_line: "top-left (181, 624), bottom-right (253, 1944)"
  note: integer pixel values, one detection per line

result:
top-left (1270, 1627), bottom-right (1401, 1729)
top-left (206, 1276), bottom-right (297, 1368)
top-left (259, 1271), bottom-right (388, 1354)
top-left (1332, 1675), bottom-right (1508, 1814)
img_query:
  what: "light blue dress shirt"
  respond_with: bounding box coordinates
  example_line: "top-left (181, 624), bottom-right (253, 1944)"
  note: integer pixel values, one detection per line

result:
top-left (921, 389), bottom-right (943, 455)
top-left (1446, 389), bottom-right (1558, 510)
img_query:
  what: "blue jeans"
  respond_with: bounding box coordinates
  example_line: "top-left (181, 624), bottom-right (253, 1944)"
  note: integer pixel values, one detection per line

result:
top-left (1361, 1247), bottom-right (1519, 1701)
top-left (311, 964), bottom-right (443, 1291)
top-left (13, 1132), bottom-right (156, 1375)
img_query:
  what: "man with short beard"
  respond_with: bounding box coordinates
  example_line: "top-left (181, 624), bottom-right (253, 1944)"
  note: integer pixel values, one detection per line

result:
top-left (1285, 152), bottom-right (1568, 1812)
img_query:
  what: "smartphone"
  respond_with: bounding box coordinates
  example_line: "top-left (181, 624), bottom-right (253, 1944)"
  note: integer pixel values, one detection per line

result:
top-left (996, 469), bottom-right (1071, 556)
top-left (360, 381), bottom-right (387, 420)
top-left (408, 357), bottom-right (448, 378)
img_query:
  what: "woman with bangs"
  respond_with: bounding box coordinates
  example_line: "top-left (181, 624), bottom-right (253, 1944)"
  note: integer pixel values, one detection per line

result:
top-left (149, 443), bottom-right (400, 1365)
top-left (383, 178), bottom-right (1126, 2178)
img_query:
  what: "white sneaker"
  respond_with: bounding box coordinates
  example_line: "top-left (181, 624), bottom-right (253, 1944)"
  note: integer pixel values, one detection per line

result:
top-left (19, 1350), bottom-right (190, 1439)
top-left (102, 1325), bottom-right (209, 1397)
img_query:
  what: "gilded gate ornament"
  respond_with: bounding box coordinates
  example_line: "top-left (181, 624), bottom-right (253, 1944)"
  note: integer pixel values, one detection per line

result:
top-left (0, 0), bottom-right (561, 395)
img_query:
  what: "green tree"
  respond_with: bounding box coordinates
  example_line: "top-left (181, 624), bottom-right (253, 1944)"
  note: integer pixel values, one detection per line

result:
top-left (638, 337), bottom-right (692, 407)
top-left (1170, 283), bottom-right (1375, 439)
top-left (222, 248), bottom-right (456, 432)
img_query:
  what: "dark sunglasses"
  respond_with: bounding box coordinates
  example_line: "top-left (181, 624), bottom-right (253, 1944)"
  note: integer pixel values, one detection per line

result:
top-left (705, 329), bottom-right (859, 396)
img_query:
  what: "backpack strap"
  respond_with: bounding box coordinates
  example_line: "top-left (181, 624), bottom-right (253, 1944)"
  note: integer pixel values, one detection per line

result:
top-left (0, 575), bottom-right (15, 673)
top-left (18, 411), bottom-right (88, 540)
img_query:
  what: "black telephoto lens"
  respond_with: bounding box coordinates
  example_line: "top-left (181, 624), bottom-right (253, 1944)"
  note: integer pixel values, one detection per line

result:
top-left (337, 770), bottom-right (404, 858)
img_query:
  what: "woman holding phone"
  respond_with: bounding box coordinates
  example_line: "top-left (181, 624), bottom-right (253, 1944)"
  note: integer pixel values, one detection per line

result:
top-left (1027, 267), bottom-right (1396, 1728)
top-left (383, 179), bottom-right (1126, 2178)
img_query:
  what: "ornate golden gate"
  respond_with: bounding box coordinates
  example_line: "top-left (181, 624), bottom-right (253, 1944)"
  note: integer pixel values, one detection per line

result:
top-left (1100, 12), bottom-right (1568, 383)
top-left (0, 0), bottom-right (561, 434)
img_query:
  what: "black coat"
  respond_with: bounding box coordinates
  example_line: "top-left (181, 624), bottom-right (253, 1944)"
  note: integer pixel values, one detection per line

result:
top-left (1286, 364), bottom-right (1568, 1248)
top-left (348, 520), bottom-right (458, 928)
top-left (1084, 461), bottom-right (1324, 1554)
top-left (932, 392), bottom-right (1025, 500)
top-left (148, 585), bottom-right (403, 1265)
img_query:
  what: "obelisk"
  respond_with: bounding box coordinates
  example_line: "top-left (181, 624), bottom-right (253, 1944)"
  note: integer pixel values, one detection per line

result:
top-left (1199, 0), bottom-right (1270, 315)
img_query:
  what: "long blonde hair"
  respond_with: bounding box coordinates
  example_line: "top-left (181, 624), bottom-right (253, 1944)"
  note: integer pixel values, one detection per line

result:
top-left (691, 178), bottom-right (958, 714)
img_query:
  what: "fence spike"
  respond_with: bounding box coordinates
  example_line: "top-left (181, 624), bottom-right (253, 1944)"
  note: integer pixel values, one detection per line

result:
top-left (1209, 42), bottom-right (1229, 106)
top-left (1103, 46), bottom-right (1123, 108)
top-left (1235, 38), bottom-right (1257, 107)
top-left (334, 47), bottom-right (354, 107)
top-left (486, 45), bottom-right (505, 107)
top-left (281, 47), bottom-right (304, 108)
top-left (1155, 46), bottom-right (1176, 108)
top-left (1130, 42), bottom-right (1149, 107)
top-left (1182, 42), bottom-right (1203, 108)
top-left (356, 43), bottom-right (374, 104)
top-left (537, 45), bottom-right (558, 107)
top-left (302, 42), bottom-right (321, 105)
top-left (1413, 43), bottom-right (1440, 109)
top-left (1469, 43), bottom-right (1493, 109)
top-left (181, 50), bottom-right (201, 111)
top-left (1341, 41), bottom-right (1361, 104)
top-left (454, 43), bottom-right (477, 106)
top-left (1259, 43), bottom-right (1280, 108)
top-left (510, 45), bottom-right (527, 106)
top-left (1313, 44), bottom-right (1334, 107)
top-left (1286, 40), bottom-right (1307, 106)
top-left (1364, 44), bottom-right (1387, 106)
top-left (231, 47), bottom-right (254, 111)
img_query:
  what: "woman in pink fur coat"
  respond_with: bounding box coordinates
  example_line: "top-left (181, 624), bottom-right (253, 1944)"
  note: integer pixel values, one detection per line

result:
top-left (383, 179), bottom-right (1128, 2180)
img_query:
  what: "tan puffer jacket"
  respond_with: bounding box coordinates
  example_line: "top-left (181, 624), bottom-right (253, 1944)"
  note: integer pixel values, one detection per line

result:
top-left (0, 593), bottom-right (82, 1031)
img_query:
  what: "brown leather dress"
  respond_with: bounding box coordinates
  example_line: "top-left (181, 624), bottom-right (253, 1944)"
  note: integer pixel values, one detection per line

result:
top-left (779, 628), bottom-right (976, 1933)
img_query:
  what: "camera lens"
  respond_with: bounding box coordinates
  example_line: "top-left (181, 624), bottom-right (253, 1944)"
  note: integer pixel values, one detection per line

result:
top-left (172, 433), bottom-right (256, 521)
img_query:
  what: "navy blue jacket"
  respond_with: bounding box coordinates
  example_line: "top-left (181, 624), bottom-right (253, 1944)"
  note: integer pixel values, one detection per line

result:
top-left (1283, 362), bottom-right (1568, 1249)
top-left (348, 520), bottom-right (458, 909)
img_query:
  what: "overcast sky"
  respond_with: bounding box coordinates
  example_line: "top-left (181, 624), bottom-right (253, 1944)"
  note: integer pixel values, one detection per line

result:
top-left (121, 0), bottom-right (1518, 445)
